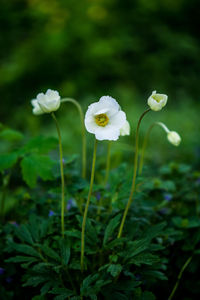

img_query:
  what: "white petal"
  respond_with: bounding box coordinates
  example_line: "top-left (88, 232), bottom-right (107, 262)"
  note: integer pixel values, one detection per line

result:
top-left (109, 110), bottom-right (126, 129)
top-left (46, 89), bottom-right (60, 101)
top-left (120, 120), bottom-right (130, 136)
top-left (95, 126), bottom-right (120, 141)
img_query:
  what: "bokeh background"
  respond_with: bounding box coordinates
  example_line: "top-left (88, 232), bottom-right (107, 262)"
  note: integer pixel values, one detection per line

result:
top-left (1, 0), bottom-right (200, 165)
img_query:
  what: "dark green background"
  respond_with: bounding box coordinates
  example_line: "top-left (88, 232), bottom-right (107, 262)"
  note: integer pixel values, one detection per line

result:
top-left (0, 0), bottom-right (200, 162)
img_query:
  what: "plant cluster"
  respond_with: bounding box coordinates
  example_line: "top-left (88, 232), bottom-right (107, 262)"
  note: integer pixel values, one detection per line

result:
top-left (0, 90), bottom-right (199, 300)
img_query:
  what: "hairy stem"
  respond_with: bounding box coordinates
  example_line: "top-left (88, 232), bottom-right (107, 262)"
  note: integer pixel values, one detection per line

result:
top-left (117, 108), bottom-right (151, 238)
top-left (81, 139), bottom-right (98, 272)
top-left (52, 112), bottom-right (65, 237)
top-left (168, 256), bottom-right (192, 300)
top-left (61, 98), bottom-right (86, 178)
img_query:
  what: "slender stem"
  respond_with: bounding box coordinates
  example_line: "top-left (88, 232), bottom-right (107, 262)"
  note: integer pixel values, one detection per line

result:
top-left (138, 121), bottom-right (170, 175)
top-left (61, 98), bottom-right (86, 178)
top-left (168, 256), bottom-right (192, 300)
top-left (1, 173), bottom-right (11, 221)
top-left (138, 123), bottom-right (156, 175)
top-left (81, 138), bottom-right (98, 272)
top-left (104, 141), bottom-right (111, 185)
top-left (117, 108), bottom-right (151, 238)
top-left (51, 112), bottom-right (65, 237)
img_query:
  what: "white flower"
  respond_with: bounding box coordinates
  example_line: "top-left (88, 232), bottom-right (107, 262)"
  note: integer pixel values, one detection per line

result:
top-left (120, 120), bottom-right (130, 136)
top-left (84, 96), bottom-right (126, 141)
top-left (31, 99), bottom-right (44, 115)
top-left (36, 89), bottom-right (61, 113)
top-left (167, 131), bottom-right (181, 146)
top-left (148, 90), bottom-right (168, 111)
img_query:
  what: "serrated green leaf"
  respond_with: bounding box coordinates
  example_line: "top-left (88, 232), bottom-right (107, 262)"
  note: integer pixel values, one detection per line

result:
top-left (60, 239), bottom-right (71, 265)
top-left (50, 287), bottom-right (74, 297)
top-left (41, 245), bottom-right (61, 262)
top-left (103, 214), bottom-right (121, 246)
top-left (16, 224), bottom-right (34, 244)
top-left (142, 291), bottom-right (156, 300)
top-left (0, 152), bottom-right (19, 172)
top-left (130, 253), bottom-right (159, 266)
top-left (107, 264), bottom-right (122, 277)
top-left (21, 153), bottom-right (55, 187)
top-left (11, 243), bottom-right (40, 258)
top-left (41, 282), bottom-right (53, 296)
top-left (23, 276), bottom-right (47, 287)
top-left (5, 256), bottom-right (38, 263)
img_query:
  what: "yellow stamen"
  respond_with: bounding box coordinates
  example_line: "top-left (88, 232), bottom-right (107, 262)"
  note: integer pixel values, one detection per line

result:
top-left (152, 94), bottom-right (163, 103)
top-left (95, 113), bottom-right (109, 127)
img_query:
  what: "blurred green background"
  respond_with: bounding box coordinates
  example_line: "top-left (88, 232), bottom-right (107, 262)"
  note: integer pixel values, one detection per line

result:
top-left (0, 0), bottom-right (200, 164)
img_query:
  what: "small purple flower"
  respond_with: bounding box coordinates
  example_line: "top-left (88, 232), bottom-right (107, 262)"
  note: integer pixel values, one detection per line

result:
top-left (6, 277), bottom-right (13, 283)
top-left (62, 158), bottom-right (66, 164)
top-left (66, 198), bottom-right (73, 211)
top-left (159, 208), bottom-right (169, 215)
top-left (0, 267), bottom-right (5, 275)
top-left (135, 274), bottom-right (141, 281)
top-left (195, 178), bottom-right (200, 186)
top-left (10, 221), bottom-right (19, 227)
top-left (96, 192), bottom-right (101, 201)
top-left (48, 210), bottom-right (55, 217)
top-left (164, 193), bottom-right (172, 201)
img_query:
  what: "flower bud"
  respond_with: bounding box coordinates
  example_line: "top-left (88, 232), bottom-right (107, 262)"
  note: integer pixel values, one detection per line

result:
top-left (148, 90), bottom-right (168, 111)
top-left (167, 131), bottom-right (181, 146)
top-left (120, 120), bottom-right (130, 136)
top-left (37, 89), bottom-right (61, 113)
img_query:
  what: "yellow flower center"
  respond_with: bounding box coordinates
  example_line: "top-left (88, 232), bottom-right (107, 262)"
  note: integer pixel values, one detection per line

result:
top-left (95, 113), bottom-right (109, 127)
top-left (152, 94), bottom-right (163, 103)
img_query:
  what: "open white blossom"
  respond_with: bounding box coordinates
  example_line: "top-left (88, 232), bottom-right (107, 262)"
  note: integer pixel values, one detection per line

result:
top-left (120, 120), bottom-right (130, 136)
top-left (36, 89), bottom-right (61, 113)
top-left (85, 96), bottom-right (126, 141)
top-left (167, 131), bottom-right (181, 146)
top-left (31, 99), bottom-right (44, 115)
top-left (148, 90), bottom-right (168, 111)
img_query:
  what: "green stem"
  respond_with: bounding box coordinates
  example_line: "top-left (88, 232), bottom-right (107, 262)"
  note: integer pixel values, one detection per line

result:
top-left (117, 108), bottom-right (151, 238)
top-left (81, 138), bottom-right (98, 272)
top-left (104, 141), bottom-right (111, 185)
top-left (1, 173), bottom-right (11, 221)
top-left (138, 121), bottom-right (170, 175)
top-left (61, 98), bottom-right (86, 178)
top-left (51, 112), bottom-right (65, 237)
top-left (168, 256), bottom-right (193, 300)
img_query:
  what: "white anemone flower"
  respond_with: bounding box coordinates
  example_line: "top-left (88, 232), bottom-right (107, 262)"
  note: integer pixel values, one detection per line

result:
top-left (120, 120), bottom-right (130, 136)
top-left (36, 89), bottom-right (61, 113)
top-left (31, 99), bottom-right (44, 115)
top-left (148, 90), bottom-right (168, 111)
top-left (85, 96), bottom-right (126, 141)
top-left (167, 131), bottom-right (181, 146)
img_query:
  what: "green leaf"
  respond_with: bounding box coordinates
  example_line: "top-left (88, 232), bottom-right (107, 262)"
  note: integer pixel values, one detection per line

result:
top-left (60, 239), bottom-right (71, 265)
top-left (41, 245), bottom-right (61, 262)
top-left (11, 243), bottom-right (40, 258)
top-left (16, 224), bottom-right (34, 244)
top-left (130, 253), bottom-right (159, 266)
top-left (0, 152), bottom-right (19, 172)
top-left (0, 128), bottom-right (23, 141)
top-left (107, 264), bottom-right (122, 277)
top-left (5, 256), bottom-right (38, 264)
top-left (21, 153), bottom-right (55, 187)
top-left (103, 214), bottom-right (121, 246)
top-left (23, 276), bottom-right (47, 287)
top-left (50, 288), bottom-right (74, 297)
top-left (142, 291), bottom-right (156, 300)
top-left (143, 222), bottom-right (166, 241)
top-left (21, 136), bottom-right (58, 154)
